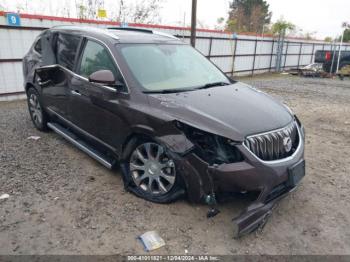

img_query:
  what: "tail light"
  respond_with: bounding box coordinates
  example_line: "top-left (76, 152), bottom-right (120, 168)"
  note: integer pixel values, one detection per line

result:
top-left (325, 52), bottom-right (331, 61)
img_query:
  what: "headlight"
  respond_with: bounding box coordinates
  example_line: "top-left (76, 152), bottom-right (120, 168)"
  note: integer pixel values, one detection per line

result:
top-left (294, 115), bottom-right (305, 139)
top-left (174, 121), bottom-right (243, 165)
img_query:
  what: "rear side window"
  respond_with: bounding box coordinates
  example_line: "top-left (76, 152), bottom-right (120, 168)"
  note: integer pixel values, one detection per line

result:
top-left (56, 33), bottom-right (80, 71)
top-left (78, 40), bottom-right (119, 80)
top-left (34, 37), bottom-right (42, 54)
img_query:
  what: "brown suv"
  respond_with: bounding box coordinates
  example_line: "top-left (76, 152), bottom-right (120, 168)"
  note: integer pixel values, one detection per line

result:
top-left (23, 26), bottom-right (305, 237)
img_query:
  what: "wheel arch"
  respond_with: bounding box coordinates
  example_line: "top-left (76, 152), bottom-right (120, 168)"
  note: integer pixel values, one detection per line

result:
top-left (25, 82), bottom-right (41, 94)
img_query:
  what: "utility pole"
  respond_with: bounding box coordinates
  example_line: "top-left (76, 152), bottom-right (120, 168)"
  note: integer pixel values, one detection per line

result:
top-left (190, 0), bottom-right (197, 47)
top-left (336, 22), bottom-right (349, 73)
top-left (336, 30), bottom-right (344, 73)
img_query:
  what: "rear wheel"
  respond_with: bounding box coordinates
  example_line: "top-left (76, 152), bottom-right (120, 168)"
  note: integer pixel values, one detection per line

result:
top-left (27, 88), bottom-right (49, 131)
top-left (121, 139), bottom-right (185, 203)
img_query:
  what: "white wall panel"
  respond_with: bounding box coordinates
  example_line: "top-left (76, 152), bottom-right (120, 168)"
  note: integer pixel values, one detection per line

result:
top-left (254, 56), bottom-right (271, 69)
top-left (210, 57), bottom-right (233, 73)
top-left (287, 43), bottom-right (300, 54)
top-left (256, 41), bottom-right (273, 54)
top-left (235, 40), bottom-right (255, 54)
top-left (234, 56), bottom-right (254, 71)
top-left (195, 38), bottom-right (210, 56)
top-left (284, 55), bottom-right (299, 67)
top-left (0, 62), bottom-right (24, 94)
top-left (211, 39), bottom-right (234, 56)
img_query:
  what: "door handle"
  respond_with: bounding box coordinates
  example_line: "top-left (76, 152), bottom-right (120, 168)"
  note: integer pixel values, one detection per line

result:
top-left (71, 90), bottom-right (81, 96)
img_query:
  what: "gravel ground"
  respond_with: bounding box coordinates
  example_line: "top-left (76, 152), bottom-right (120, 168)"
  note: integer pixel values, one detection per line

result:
top-left (0, 75), bottom-right (350, 255)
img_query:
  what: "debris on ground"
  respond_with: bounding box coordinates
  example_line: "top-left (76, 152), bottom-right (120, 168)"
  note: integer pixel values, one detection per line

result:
top-left (27, 135), bottom-right (41, 141)
top-left (288, 63), bottom-right (323, 77)
top-left (0, 193), bottom-right (10, 200)
top-left (87, 176), bottom-right (96, 182)
top-left (138, 231), bottom-right (165, 251)
top-left (337, 65), bottom-right (350, 80)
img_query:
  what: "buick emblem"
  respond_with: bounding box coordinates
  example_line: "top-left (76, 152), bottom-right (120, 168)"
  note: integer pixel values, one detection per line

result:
top-left (283, 137), bottom-right (292, 152)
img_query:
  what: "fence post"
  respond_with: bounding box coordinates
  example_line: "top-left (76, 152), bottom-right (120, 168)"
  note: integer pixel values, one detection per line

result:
top-left (251, 38), bottom-right (258, 76)
top-left (297, 42), bottom-right (303, 68)
top-left (269, 40), bottom-right (275, 72)
top-left (231, 38), bottom-right (238, 76)
top-left (283, 41), bottom-right (289, 69)
top-left (208, 37), bottom-right (213, 58)
top-left (310, 43), bottom-right (315, 64)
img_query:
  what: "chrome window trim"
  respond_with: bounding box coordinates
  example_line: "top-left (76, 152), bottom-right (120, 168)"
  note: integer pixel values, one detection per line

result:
top-left (242, 121), bottom-right (303, 165)
top-left (37, 33), bottom-right (130, 94)
top-left (36, 64), bottom-right (126, 94)
top-left (82, 36), bottom-right (130, 94)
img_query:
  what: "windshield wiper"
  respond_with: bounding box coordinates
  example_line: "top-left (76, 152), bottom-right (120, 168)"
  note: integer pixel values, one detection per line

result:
top-left (196, 81), bottom-right (230, 90)
top-left (143, 88), bottom-right (195, 94)
top-left (142, 82), bottom-right (230, 94)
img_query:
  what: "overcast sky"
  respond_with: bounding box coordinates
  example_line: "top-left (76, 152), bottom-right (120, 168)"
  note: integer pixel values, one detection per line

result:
top-left (1, 0), bottom-right (349, 39)
top-left (161, 0), bottom-right (350, 39)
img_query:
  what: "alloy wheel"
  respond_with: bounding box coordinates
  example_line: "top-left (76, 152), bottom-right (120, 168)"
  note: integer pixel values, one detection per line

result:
top-left (29, 93), bottom-right (43, 126)
top-left (129, 142), bottom-right (176, 195)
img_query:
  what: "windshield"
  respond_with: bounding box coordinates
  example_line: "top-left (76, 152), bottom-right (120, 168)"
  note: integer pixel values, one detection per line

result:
top-left (118, 44), bottom-right (230, 92)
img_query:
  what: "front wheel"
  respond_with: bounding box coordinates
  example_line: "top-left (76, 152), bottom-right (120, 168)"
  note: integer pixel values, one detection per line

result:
top-left (121, 139), bottom-right (185, 203)
top-left (27, 88), bottom-right (49, 131)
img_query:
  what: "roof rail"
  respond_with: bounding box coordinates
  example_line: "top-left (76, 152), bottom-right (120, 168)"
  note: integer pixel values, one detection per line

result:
top-left (152, 30), bottom-right (178, 40)
top-left (107, 27), bottom-right (153, 34)
top-left (52, 25), bottom-right (120, 40)
top-left (107, 27), bottom-right (178, 40)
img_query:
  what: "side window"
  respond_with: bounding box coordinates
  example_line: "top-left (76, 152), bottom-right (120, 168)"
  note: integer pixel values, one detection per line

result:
top-left (34, 37), bottom-right (42, 54)
top-left (56, 33), bottom-right (80, 71)
top-left (78, 40), bottom-right (120, 81)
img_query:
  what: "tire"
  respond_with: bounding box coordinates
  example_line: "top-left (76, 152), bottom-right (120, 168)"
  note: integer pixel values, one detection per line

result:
top-left (27, 87), bottom-right (49, 131)
top-left (120, 137), bottom-right (185, 203)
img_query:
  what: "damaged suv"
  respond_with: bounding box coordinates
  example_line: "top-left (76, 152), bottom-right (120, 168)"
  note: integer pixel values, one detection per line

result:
top-left (23, 26), bottom-right (305, 237)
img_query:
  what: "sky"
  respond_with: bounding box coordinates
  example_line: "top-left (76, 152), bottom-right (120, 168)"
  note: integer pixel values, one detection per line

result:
top-left (0, 0), bottom-right (349, 39)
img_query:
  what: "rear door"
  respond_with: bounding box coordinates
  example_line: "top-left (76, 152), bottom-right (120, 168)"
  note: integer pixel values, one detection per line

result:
top-left (36, 32), bottom-right (81, 119)
top-left (69, 38), bottom-right (128, 149)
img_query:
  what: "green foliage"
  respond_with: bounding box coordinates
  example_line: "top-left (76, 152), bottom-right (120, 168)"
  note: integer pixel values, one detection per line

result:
top-left (226, 0), bottom-right (272, 33)
top-left (343, 29), bottom-right (350, 42)
top-left (324, 37), bottom-right (333, 42)
top-left (78, 4), bottom-right (88, 19)
top-left (271, 18), bottom-right (295, 36)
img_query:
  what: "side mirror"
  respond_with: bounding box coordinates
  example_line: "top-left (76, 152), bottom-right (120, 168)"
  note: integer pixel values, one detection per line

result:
top-left (88, 70), bottom-right (116, 86)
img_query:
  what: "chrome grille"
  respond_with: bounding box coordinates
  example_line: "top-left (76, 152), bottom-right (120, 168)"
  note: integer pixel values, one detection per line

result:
top-left (244, 121), bottom-right (299, 161)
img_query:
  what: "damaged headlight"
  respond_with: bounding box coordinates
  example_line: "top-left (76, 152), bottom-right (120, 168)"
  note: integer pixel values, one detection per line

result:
top-left (174, 121), bottom-right (243, 165)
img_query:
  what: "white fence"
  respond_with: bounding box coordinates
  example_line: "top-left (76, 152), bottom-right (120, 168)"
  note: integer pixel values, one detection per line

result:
top-left (1, 11), bottom-right (349, 101)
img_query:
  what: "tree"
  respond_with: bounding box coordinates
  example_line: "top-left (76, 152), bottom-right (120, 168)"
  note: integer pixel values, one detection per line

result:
top-left (271, 18), bottom-right (295, 36)
top-left (118, 0), bottom-right (164, 24)
top-left (301, 31), bottom-right (317, 40)
top-left (75, 0), bottom-right (164, 23)
top-left (226, 0), bottom-right (272, 33)
top-left (77, 4), bottom-right (88, 19)
top-left (343, 29), bottom-right (350, 42)
top-left (324, 37), bottom-right (333, 42)
top-left (215, 17), bottom-right (225, 31)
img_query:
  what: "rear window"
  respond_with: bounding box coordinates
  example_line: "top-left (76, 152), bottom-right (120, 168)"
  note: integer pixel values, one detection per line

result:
top-left (56, 33), bottom-right (80, 71)
top-left (34, 37), bottom-right (42, 54)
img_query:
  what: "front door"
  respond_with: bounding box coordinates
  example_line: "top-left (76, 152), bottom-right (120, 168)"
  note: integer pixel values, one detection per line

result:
top-left (69, 39), bottom-right (128, 149)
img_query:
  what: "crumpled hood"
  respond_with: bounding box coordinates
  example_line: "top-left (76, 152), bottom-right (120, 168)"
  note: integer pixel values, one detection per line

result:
top-left (147, 82), bottom-right (293, 141)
